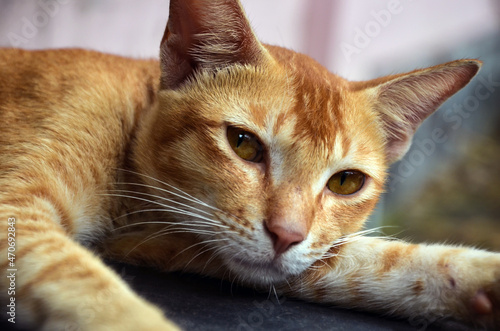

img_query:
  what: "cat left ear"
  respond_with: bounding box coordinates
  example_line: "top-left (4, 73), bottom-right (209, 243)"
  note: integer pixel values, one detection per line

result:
top-left (160, 0), bottom-right (267, 90)
top-left (356, 59), bottom-right (481, 163)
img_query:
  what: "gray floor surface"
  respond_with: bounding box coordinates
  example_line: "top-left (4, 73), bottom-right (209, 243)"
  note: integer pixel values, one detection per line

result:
top-left (1, 261), bottom-right (482, 330)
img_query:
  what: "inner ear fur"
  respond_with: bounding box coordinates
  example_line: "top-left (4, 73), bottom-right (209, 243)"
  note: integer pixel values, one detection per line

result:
top-left (353, 59), bottom-right (481, 164)
top-left (160, 0), bottom-right (268, 90)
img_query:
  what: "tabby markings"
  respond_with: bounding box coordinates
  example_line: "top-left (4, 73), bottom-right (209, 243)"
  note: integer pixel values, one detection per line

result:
top-left (6, 217), bottom-right (16, 324)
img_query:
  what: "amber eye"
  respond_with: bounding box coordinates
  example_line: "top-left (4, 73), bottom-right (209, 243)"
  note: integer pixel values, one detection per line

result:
top-left (227, 126), bottom-right (264, 163)
top-left (327, 170), bottom-right (365, 195)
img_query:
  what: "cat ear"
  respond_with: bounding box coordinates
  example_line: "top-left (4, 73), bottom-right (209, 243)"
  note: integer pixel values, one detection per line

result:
top-left (356, 59), bottom-right (481, 164)
top-left (160, 0), bottom-right (267, 90)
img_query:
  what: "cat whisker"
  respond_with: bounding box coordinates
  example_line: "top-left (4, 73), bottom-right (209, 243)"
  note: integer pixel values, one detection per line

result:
top-left (115, 168), bottom-right (209, 205)
top-left (117, 208), bottom-right (227, 228)
top-left (201, 250), bottom-right (221, 274)
top-left (123, 226), bottom-right (225, 257)
top-left (114, 181), bottom-right (220, 213)
top-left (320, 251), bottom-right (348, 259)
top-left (331, 226), bottom-right (395, 245)
top-left (117, 173), bottom-right (246, 217)
top-left (309, 259), bottom-right (328, 269)
top-left (112, 208), bottom-right (184, 222)
top-left (202, 244), bottom-right (235, 275)
top-left (114, 218), bottom-right (228, 233)
top-left (267, 284), bottom-right (280, 303)
top-left (114, 170), bottom-right (252, 233)
top-left (205, 243), bottom-right (245, 277)
top-left (356, 227), bottom-right (386, 236)
top-left (105, 188), bottom-right (246, 232)
top-left (316, 227), bottom-right (396, 261)
top-left (174, 237), bottom-right (231, 262)
top-left (110, 207), bottom-right (232, 235)
top-left (180, 239), bottom-right (234, 273)
top-left (107, 189), bottom-right (214, 218)
top-left (101, 192), bottom-right (228, 228)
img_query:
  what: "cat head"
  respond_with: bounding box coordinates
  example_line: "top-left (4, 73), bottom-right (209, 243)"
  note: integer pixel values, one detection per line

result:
top-left (133, 0), bottom-right (480, 284)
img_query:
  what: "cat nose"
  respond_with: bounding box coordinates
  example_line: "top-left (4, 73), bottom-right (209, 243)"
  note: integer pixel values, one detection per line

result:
top-left (264, 222), bottom-right (306, 256)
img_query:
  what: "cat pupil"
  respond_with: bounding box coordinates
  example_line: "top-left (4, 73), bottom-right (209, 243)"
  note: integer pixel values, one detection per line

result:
top-left (340, 172), bottom-right (347, 186)
top-left (236, 134), bottom-right (245, 148)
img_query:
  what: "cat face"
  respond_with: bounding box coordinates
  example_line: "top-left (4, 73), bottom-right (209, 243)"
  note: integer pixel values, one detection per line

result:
top-left (136, 47), bottom-right (386, 283)
top-left (131, 0), bottom-right (480, 284)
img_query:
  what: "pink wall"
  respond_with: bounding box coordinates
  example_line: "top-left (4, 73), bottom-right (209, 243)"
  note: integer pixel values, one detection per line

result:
top-left (1, 0), bottom-right (498, 80)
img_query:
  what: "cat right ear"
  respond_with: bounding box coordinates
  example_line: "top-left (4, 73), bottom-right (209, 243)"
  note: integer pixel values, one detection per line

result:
top-left (160, 0), bottom-right (267, 90)
top-left (353, 59), bottom-right (481, 164)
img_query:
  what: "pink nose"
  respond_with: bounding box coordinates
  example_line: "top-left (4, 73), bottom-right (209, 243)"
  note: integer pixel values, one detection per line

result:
top-left (265, 223), bottom-right (306, 255)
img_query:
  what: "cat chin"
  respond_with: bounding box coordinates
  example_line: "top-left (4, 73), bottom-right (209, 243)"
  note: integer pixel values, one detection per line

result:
top-left (225, 256), bottom-right (305, 285)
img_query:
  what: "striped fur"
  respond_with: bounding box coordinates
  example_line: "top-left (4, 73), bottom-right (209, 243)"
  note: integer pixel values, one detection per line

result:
top-left (1, 0), bottom-right (498, 330)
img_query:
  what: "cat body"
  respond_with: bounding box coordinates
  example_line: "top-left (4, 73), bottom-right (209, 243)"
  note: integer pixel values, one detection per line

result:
top-left (0, 0), bottom-right (499, 330)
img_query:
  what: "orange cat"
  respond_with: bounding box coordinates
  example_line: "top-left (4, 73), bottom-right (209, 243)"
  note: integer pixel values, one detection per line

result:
top-left (1, 0), bottom-right (498, 330)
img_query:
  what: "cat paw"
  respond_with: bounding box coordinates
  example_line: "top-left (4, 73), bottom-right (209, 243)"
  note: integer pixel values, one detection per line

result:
top-left (468, 281), bottom-right (500, 328)
top-left (46, 314), bottom-right (181, 331)
top-left (40, 296), bottom-right (181, 331)
top-left (454, 253), bottom-right (500, 329)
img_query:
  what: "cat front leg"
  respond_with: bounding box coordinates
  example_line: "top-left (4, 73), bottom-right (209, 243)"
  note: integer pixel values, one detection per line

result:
top-left (284, 237), bottom-right (500, 329)
top-left (0, 207), bottom-right (179, 331)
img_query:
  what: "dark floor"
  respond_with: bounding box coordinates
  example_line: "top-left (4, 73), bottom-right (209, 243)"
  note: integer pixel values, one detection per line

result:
top-left (2, 261), bottom-right (483, 331)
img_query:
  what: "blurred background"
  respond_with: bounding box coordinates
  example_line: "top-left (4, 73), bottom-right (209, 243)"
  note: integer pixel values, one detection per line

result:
top-left (1, 0), bottom-right (499, 250)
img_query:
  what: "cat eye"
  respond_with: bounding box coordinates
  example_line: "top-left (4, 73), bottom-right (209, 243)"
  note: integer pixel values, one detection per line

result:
top-left (227, 126), bottom-right (264, 163)
top-left (327, 170), bottom-right (365, 195)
